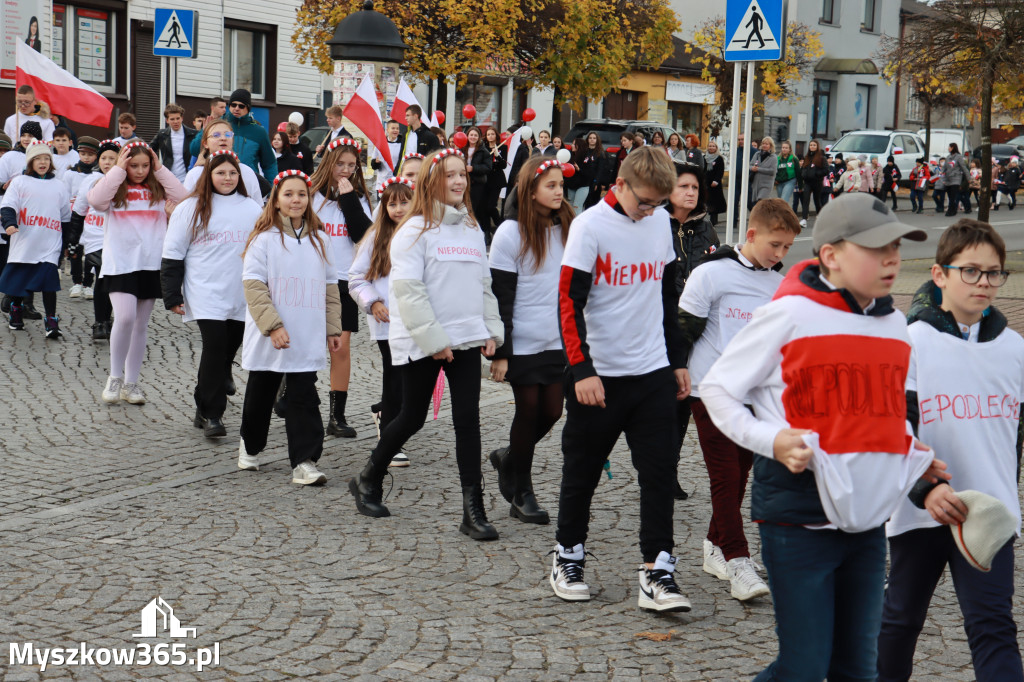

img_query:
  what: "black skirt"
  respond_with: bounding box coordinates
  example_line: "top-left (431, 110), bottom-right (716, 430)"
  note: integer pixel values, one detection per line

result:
top-left (104, 269), bottom-right (162, 299)
top-left (507, 350), bottom-right (564, 385)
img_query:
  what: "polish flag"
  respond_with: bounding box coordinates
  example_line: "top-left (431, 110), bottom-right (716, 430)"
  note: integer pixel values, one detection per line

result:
top-left (16, 42), bottom-right (112, 128)
top-left (389, 78), bottom-right (422, 123)
top-left (344, 75), bottom-right (393, 172)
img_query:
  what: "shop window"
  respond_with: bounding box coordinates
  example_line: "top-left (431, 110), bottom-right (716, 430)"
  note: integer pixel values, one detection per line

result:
top-left (50, 4), bottom-right (117, 90)
top-left (455, 83), bottom-right (501, 132)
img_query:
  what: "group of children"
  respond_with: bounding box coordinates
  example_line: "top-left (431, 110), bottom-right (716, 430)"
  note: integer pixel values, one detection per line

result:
top-left (0, 107), bottom-right (1021, 678)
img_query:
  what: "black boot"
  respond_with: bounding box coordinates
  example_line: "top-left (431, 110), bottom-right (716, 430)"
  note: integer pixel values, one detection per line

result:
top-left (203, 416), bottom-right (227, 439)
top-left (460, 483), bottom-right (498, 540)
top-left (510, 469), bottom-right (550, 525)
top-left (327, 390), bottom-right (356, 437)
top-left (488, 447), bottom-right (514, 503)
top-left (193, 406), bottom-right (204, 429)
top-left (348, 462), bottom-right (390, 517)
top-left (22, 294), bottom-right (41, 320)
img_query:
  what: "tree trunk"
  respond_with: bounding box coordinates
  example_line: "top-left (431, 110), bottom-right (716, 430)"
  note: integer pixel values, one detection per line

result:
top-left (924, 101), bottom-right (932, 161)
top-left (551, 85), bottom-right (562, 137)
top-left (436, 78), bottom-right (448, 125)
top-left (978, 59), bottom-right (995, 223)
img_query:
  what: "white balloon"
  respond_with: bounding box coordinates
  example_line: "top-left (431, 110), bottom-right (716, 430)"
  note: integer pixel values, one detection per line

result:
top-left (288, 111), bottom-right (304, 126)
top-left (518, 126), bottom-right (533, 140)
top-left (556, 148), bottom-right (571, 164)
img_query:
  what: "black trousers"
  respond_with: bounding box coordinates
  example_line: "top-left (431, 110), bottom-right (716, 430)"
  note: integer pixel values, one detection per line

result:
top-left (376, 340), bottom-right (403, 430)
top-left (879, 183), bottom-right (899, 209)
top-left (556, 367), bottom-right (678, 562)
top-left (369, 349), bottom-right (481, 487)
top-left (86, 252), bottom-right (111, 323)
top-left (945, 186), bottom-right (962, 216)
top-left (241, 370), bottom-right (323, 468)
top-left (195, 319), bottom-right (244, 419)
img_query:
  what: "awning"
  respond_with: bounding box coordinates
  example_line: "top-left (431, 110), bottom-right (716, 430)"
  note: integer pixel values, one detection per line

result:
top-left (815, 58), bottom-right (879, 74)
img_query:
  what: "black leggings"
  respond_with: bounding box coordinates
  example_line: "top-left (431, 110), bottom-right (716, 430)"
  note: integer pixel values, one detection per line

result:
top-left (195, 319), bottom-right (244, 419)
top-left (508, 381), bottom-right (564, 468)
top-left (12, 292), bottom-right (56, 317)
top-left (797, 185), bottom-right (824, 220)
top-left (376, 340), bottom-right (403, 431)
top-left (369, 349), bottom-right (482, 486)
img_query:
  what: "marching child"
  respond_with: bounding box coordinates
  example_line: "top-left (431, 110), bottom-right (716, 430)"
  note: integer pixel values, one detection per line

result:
top-left (310, 137), bottom-right (374, 438)
top-left (881, 154), bottom-right (901, 211)
top-left (0, 141), bottom-right (71, 337)
top-left (930, 159), bottom-right (946, 213)
top-left (162, 150), bottom-right (261, 439)
top-left (113, 113), bottom-right (139, 146)
top-left (700, 194), bottom-right (943, 680)
top-left (678, 198), bottom-right (799, 602)
top-left (877, 219), bottom-right (1024, 681)
top-left (548, 147), bottom-right (691, 612)
top-left (88, 141), bottom-right (187, 405)
top-left (348, 148), bottom-right (504, 540)
top-left (488, 156), bottom-right (574, 525)
top-left (51, 128), bottom-right (79, 177)
top-left (909, 157), bottom-right (929, 215)
top-left (348, 176), bottom-right (415, 466)
top-left (70, 139), bottom-right (119, 339)
top-left (237, 170), bottom-right (342, 484)
top-left (399, 152), bottom-right (424, 183)
top-left (64, 136), bottom-right (100, 299)
top-left (185, 120), bottom-right (263, 203)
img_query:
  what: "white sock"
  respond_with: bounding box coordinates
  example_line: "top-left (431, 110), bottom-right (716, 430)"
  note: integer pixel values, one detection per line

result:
top-left (557, 543), bottom-right (584, 561)
top-left (652, 551), bottom-right (677, 573)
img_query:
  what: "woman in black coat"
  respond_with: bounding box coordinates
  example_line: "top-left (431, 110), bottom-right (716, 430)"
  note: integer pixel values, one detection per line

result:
top-left (482, 127), bottom-right (508, 240)
top-left (465, 126), bottom-right (493, 226)
top-left (271, 131), bottom-right (304, 173)
top-left (703, 140), bottom-right (727, 224)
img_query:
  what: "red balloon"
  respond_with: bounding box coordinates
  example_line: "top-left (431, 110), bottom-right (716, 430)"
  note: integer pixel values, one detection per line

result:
top-left (500, 131), bottom-right (511, 143)
top-left (522, 108), bottom-right (536, 122)
top-left (276, 122), bottom-right (288, 132)
top-left (462, 104), bottom-right (477, 120)
top-left (435, 111), bottom-right (445, 125)
top-left (452, 131), bottom-right (468, 148)
top-left (561, 163), bottom-right (575, 178)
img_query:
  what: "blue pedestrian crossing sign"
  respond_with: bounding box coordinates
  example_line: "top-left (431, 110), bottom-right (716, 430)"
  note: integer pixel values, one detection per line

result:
top-left (724, 0), bottom-right (786, 62)
top-left (153, 9), bottom-right (197, 58)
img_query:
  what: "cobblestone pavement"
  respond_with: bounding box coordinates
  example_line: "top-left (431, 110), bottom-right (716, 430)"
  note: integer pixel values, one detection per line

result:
top-left (1, 260), bottom-right (1021, 681)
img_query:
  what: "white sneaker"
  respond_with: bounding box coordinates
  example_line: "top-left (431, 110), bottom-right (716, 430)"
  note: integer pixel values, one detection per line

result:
top-left (83, 286), bottom-right (94, 300)
top-left (120, 383), bottom-right (146, 405)
top-left (702, 539), bottom-right (729, 580)
top-left (389, 452), bottom-right (410, 467)
top-left (638, 552), bottom-right (692, 612)
top-left (69, 284), bottom-right (83, 298)
top-left (799, 218), bottom-right (808, 228)
top-left (549, 544), bottom-right (591, 601)
top-left (237, 439), bottom-right (259, 471)
top-left (101, 376), bottom-right (123, 403)
top-left (292, 460), bottom-right (327, 486)
top-left (728, 557), bottom-right (770, 601)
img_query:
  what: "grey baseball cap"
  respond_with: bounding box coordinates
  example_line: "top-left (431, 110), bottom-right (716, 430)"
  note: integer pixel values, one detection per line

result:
top-left (812, 194), bottom-right (927, 253)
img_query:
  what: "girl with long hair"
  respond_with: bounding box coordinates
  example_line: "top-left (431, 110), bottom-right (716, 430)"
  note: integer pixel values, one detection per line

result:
top-left (348, 177), bottom-right (416, 466)
top-left (271, 131), bottom-right (303, 172)
top-left (482, 127), bottom-right (507, 238)
top-left (349, 149), bottom-right (503, 539)
top-left (667, 133), bottom-right (686, 162)
top-left (162, 150), bottom-right (261, 438)
top-left (566, 132), bottom-right (601, 213)
top-left (88, 142), bottom-right (187, 405)
top-left (464, 126), bottom-right (493, 233)
top-left (798, 138), bottom-right (827, 223)
top-left (185, 119), bottom-right (263, 203)
top-left (488, 157), bottom-right (574, 524)
top-left (237, 170), bottom-right (343, 485)
top-left (308, 137), bottom-right (373, 438)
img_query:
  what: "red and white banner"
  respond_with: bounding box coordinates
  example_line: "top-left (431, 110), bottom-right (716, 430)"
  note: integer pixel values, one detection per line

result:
top-left (388, 77), bottom-right (422, 123)
top-left (16, 41), bottom-right (112, 127)
top-left (344, 74), bottom-right (393, 172)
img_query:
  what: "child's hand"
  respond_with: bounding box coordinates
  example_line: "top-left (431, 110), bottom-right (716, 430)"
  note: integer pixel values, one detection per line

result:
top-left (490, 358), bottom-right (507, 382)
top-left (337, 177), bottom-right (354, 194)
top-left (925, 484), bottom-right (968, 525)
top-left (370, 301), bottom-right (389, 323)
top-left (575, 376), bottom-right (606, 408)
top-left (5, 226), bottom-right (17, 236)
top-left (480, 338), bottom-right (496, 358)
top-left (915, 442), bottom-right (951, 484)
top-left (115, 146), bottom-right (131, 169)
top-left (327, 335), bottom-right (342, 353)
top-left (270, 327), bottom-right (290, 349)
top-left (170, 304), bottom-right (184, 315)
top-left (432, 347), bottom-right (454, 362)
top-left (149, 147), bottom-right (163, 171)
top-left (773, 428), bottom-right (813, 473)
top-left (674, 368), bottom-right (691, 400)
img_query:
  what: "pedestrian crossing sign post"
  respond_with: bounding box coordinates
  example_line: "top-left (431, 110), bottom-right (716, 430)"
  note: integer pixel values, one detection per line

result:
top-left (153, 8), bottom-right (197, 58)
top-left (724, 0), bottom-right (786, 62)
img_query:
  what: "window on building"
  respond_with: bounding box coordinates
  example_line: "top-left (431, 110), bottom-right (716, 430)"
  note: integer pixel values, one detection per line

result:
top-left (905, 84), bottom-right (923, 123)
top-left (223, 23), bottom-right (270, 100)
top-left (822, 0), bottom-right (837, 24)
top-left (813, 80), bottom-right (833, 138)
top-left (455, 83), bottom-right (502, 132)
top-left (952, 107), bottom-right (970, 128)
top-left (854, 84), bottom-right (873, 129)
top-left (51, 4), bottom-right (117, 91)
top-left (863, 0), bottom-right (877, 31)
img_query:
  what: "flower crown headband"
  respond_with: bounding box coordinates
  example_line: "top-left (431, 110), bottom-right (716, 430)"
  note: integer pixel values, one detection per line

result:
top-left (123, 141), bottom-right (150, 151)
top-left (377, 176), bottom-right (415, 197)
top-left (428, 148), bottom-right (464, 175)
top-left (327, 137), bottom-right (362, 153)
top-left (210, 150), bottom-right (239, 162)
top-left (99, 139), bottom-right (121, 148)
top-left (402, 152), bottom-right (424, 162)
top-left (273, 169), bottom-right (312, 187)
top-left (535, 159), bottom-right (561, 175)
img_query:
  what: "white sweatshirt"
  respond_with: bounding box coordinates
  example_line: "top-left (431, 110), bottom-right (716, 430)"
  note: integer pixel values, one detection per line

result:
top-left (72, 172), bottom-right (105, 256)
top-left (1, 175), bottom-right (70, 265)
top-left (347, 227), bottom-right (390, 341)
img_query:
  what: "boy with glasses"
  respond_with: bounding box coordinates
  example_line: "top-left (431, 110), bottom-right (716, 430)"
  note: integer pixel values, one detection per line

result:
top-left (4, 85), bottom-right (55, 142)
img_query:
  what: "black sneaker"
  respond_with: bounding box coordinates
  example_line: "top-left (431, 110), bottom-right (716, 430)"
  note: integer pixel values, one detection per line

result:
top-left (44, 316), bottom-right (62, 340)
top-left (8, 304), bottom-right (24, 331)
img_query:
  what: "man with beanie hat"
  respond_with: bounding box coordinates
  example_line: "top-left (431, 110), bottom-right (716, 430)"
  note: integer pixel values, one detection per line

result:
top-left (188, 88), bottom-right (276, 184)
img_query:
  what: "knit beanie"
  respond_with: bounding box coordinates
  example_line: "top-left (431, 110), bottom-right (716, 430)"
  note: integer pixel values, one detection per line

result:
top-left (77, 136), bottom-right (101, 153)
top-left (0, 133), bottom-right (11, 151)
top-left (229, 89), bottom-right (252, 110)
top-left (25, 141), bottom-right (53, 167)
top-left (20, 121), bottom-right (43, 140)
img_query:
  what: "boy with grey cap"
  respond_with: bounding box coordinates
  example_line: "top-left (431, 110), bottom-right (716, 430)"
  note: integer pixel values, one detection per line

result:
top-left (699, 194), bottom-right (947, 680)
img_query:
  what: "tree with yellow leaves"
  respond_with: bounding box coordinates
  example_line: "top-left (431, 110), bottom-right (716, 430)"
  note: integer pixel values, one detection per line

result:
top-left (687, 18), bottom-right (823, 136)
top-left (292, 0), bottom-right (678, 116)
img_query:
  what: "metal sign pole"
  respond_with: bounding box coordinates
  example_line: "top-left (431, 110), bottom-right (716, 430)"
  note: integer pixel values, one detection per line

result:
top-left (738, 61), bottom-right (755, 238)
top-left (725, 64), bottom-right (742, 245)
top-left (159, 56), bottom-right (168, 129)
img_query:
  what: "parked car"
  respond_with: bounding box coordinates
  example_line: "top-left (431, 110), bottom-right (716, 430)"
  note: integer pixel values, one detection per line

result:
top-left (972, 144), bottom-right (1023, 166)
top-left (829, 130), bottom-right (926, 181)
top-left (917, 128), bottom-right (972, 159)
top-left (563, 119), bottom-right (678, 154)
top-left (1002, 135), bottom-right (1024, 149)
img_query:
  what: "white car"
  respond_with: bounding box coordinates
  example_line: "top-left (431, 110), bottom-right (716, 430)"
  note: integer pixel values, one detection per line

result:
top-left (829, 130), bottom-right (926, 182)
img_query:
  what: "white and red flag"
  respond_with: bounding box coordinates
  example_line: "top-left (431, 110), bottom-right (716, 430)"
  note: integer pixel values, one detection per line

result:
top-left (388, 77), bottom-right (422, 123)
top-left (16, 41), bottom-right (112, 127)
top-left (344, 74), bottom-right (393, 172)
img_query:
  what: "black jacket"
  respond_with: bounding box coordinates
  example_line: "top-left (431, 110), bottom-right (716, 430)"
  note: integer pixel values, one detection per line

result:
top-left (275, 151), bottom-right (304, 173)
top-left (506, 144), bottom-right (530, 192)
top-left (404, 124), bottom-right (441, 157)
top-left (669, 212), bottom-right (721, 296)
top-left (150, 125), bottom-right (198, 172)
top-left (292, 138), bottom-right (314, 175)
top-left (467, 146), bottom-right (493, 187)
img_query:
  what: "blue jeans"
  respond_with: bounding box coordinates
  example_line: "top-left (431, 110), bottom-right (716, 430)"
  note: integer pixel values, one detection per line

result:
top-left (776, 178), bottom-right (796, 204)
top-left (754, 523), bottom-right (887, 682)
top-left (878, 526), bottom-right (1021, 682)
top-left (567, 186), bottom-right (590, 213)
top-left (910, 189), bottom-right (924, 211)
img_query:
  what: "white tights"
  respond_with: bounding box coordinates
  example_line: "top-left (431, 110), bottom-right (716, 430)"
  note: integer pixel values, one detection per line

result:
top-left (108, 292), bottom-right (156, 384)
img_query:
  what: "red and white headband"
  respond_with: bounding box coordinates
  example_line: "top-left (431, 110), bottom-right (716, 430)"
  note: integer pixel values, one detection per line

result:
top-left (123, 141), bottom-right (150, 151)
top-left (377, 176), bottom-right (415, 196)
top-left (402, 152), bottom-right (424, 162)
top-left (273, 169), bottom-right (312, 187)
top-left (99, 139), bottom-right (121, 148)
top-left (535, 159), bottom-right (561, 175)
top-left (210, 150), bottom-right (239, 162)
top-left (429, 148), bottom-right (464, 174)
top-left (327, 137), bottom-right (362, 153)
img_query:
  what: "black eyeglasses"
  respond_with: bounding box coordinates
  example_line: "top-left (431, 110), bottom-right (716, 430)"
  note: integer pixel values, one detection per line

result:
top-left (942, 265), bottom-right (1010, 287)
top-left (624, 180), bottom-right (669, 211)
